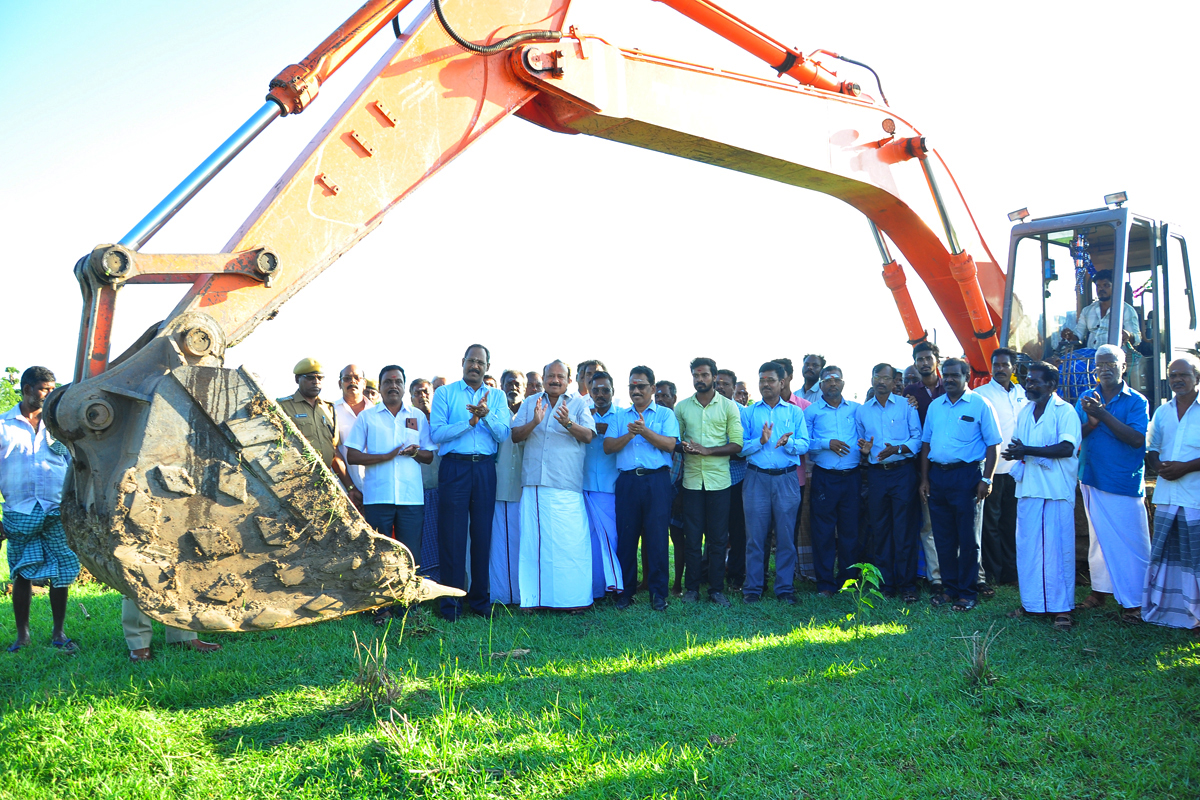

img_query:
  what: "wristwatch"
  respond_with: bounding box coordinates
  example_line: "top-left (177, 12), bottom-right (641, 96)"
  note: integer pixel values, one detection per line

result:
top-left (564, 419), bottom-right (574, 430)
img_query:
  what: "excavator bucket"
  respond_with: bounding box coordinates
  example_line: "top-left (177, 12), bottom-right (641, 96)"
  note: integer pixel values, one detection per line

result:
top-left (45, 312), bottom-right (461, 632)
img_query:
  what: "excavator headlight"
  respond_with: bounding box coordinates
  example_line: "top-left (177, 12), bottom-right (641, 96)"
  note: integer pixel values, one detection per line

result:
top-left (1008, 208), bottom-right (1030, 222)
top-left (1104, 191), bottom-right (1128, 207)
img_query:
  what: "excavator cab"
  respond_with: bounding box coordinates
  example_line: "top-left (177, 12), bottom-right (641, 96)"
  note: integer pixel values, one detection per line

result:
top-left (999, 199), bottom-right (1194, 408)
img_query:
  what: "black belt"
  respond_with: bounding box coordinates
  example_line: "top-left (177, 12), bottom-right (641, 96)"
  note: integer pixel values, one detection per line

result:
top-left (748, 464), bottom-right (796, 477)
top-left (444, 453), bottom-right (494, 463)
top-left (814, 465), bottom-right (860, 475)
top-left (622, 466), bottom-right (668, 477)
top-left (869, 460), bottom-right (911, 471)
top-left (932, 460), bottom-right (978, 471)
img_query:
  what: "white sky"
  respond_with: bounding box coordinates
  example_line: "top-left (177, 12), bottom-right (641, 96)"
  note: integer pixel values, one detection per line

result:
top-left (3, 0), bottom-right (1197, 402)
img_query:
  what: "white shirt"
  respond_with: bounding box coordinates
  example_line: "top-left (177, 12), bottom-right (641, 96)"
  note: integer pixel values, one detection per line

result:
top-left (344, 402), bottom-right (434, 506)
top-left (334, 395), bottom-right (374, 491)
top-left (1073, 300), bottom-right (1141, 349)
top-left (1149, 393), bottom-right (1200, 509)
top-left (974, 378), bottom-right (1028, 475)
top-left (512, 393), bottom-right (596, 492)
top-left (1012, 394), bottom-right (1081, 501)
top-left (0, 405), bottom-right (70, 514)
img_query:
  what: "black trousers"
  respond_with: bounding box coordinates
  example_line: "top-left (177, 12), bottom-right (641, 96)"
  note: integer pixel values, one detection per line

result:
top-left (616, 469), bottom-right (673, 600)
top-left (682, 486), bottom-right (731, 594)
top-left (437, 457), bottom-right (496, 617)
top-left (724, 479), bottom-right (746, 586)
top-left (865, 462), bottom-right (917, 594)
top-left (980, 473), bottom-right (1018, 584)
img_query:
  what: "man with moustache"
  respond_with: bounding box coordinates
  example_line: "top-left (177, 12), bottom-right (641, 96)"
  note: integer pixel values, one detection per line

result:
top-left (430, 344), bottom-right (511, 621)
top-left (904, 342), bottom-right (947, 595)
top-left (655, 380), bottom-right (685, 593)
top-left (1, 367), bottom-right (82, 655)
top-left (800, 354), bottom-right (826, 404)
top-left (716, 369), bottom-right (749, 590)
top-left (806, 365), bottom-right (863, 596)
top-left (734, 382), bottom-right (751, 406)
top-left (410, 378), bottom-right (440, 580)
top-left (1002, 361), bottom-right (1080, 627)
top-left (606, 366), bottom-right (681, 611)
top-left (525, 371), bottom-right (544, 398)
top-left (740, 362), bottom-right (810, 604)
top-left (974, 348), bottom-right (1028, 588)
top-left (334, 364), bottom-right (374, 511)
top-left (278, 358), bottom-right (348, 481)
top-left (675, 358), bottom-right (743, 607)
top-left (576, 360), bottom-right (606, 404)
top-left (511, 360), bottom-right (596, 611)
top-left (1075, 344), bottom-right (1149, 620)
top-left (345, 366), bottom-right (434, 567)
top-left (856, 362), bottom-right (922, 601)
top-left (920, 358), bottom-right (1002, 612)
top-left (584, 371), bottom-right (623, 599)
top-left (1143, 357), bottom-right (1200, 629)
top-left (491, 369), bottom-right (527, 605)
top-left (1063, 269), bottom-right (1142, 349)
top-left (774, 356), bottom-right (817, 582)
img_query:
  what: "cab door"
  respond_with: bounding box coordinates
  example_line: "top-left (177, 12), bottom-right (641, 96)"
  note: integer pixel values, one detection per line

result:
top-left (1159, 224), bottom-right (1196, 406)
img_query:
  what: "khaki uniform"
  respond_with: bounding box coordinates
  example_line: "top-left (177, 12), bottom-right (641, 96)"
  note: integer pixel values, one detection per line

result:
top-left (277, 391), bottom-right (340, 468)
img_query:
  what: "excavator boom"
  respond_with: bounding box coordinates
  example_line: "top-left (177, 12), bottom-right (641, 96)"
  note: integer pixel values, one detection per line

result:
top-left (48, 0), bottom-right (1006, 632)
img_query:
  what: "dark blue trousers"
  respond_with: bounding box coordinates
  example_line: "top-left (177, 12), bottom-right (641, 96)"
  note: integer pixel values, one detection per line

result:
top-left (437, 457), bottom-right (497, 616)
top-left (615, 468), bottom-right (672, 601)
top-left (362, 503), bottom-right (425, 566)
top-left (928, 463), bottom-right (982, 602)
top-left (865, 462), bottom-right (917, 595)
top-left (810, 466), bottom-right (863, 592)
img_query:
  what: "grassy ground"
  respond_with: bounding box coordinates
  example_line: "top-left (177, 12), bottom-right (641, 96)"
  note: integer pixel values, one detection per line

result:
top-left (1, 547), bottom-right (1198, 800)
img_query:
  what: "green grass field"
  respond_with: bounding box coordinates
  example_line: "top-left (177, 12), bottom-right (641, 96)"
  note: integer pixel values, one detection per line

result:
top-left (2, 549), bottom-right (1198, 800)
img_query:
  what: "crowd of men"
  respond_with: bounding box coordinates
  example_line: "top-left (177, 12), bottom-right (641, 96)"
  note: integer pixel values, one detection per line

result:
top-left (4, 336), bottom-right (1200, 657)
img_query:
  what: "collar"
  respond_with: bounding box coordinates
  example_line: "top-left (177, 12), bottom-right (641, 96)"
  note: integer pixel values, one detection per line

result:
top-left (1169, 392), bottom-right (1200, 410)
top-left (0, 405), bottom-right (21, 421)
top-left (816, 396), bottom-right (848, 410)
top-left (865, 393), bottom-right (897, 409)
top-left (290, 390), bottom-right (324, 407)
top-left (753, 398), bottom-right (786, 411)
top-left (942, 387), bottom-right (975, 406)
top-left (370, 400), bottom-right (409, 415)
top-left (631, 401), bottom-right (659, 416)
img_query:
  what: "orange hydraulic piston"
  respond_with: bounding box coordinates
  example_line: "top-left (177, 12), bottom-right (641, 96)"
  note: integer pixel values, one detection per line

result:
top-left (651, 0), bottom-right (853, 94)
top-left (881, 260), bottom-right (927, 346)
top-left (948, 251), bottom-right (999, 368)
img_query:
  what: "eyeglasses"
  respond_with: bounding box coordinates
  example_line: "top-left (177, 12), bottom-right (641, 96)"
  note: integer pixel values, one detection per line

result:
top-left (629, 383), bottom-right (651, 390)
top-left (464, 358), bottom-right (487, 368)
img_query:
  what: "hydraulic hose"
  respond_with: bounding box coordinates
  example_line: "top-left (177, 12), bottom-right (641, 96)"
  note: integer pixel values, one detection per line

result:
top-left (432, 0), bottom-right (562, 54)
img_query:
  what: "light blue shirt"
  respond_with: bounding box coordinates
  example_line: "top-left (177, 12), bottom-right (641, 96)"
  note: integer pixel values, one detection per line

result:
top-left (804, 397), bottom-right (862, 470)
top-left (604, 402), bottom-right (680, 472)
top-left (429, 380), bottom-right (510, 456)
top-left (921, 389), bottom-right (1002, 464)
top-left (855, 393), bottom-right (922, 465)
top-left (584, 404), bottom-right (621, 493)
top-left (739, 399), bottom-right (809, 470)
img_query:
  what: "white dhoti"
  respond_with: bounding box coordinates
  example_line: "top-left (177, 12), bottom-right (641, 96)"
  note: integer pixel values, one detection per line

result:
top-left (490, 500), bottom-right (521, 605)
top-left (519, 486), bottom-right (593, 609)
top-left (584, 490), bottom-right (623, 598)
top-left (1143, 504), bottom-right (1200, 629)
top-left (1080, 484), bottom-right (1151, 609)
top-left (1016, 497), bottom-right (1076, 613)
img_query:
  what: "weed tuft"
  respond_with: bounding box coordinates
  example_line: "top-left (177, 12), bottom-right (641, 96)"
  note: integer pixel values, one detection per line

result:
top-left (956, 622), bottom-right (1004, 688)
top-left (351, 629), bottom-right (403, 709)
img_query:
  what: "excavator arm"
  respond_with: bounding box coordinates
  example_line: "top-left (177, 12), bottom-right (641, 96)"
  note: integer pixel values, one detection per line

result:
top-left (47, 0), bottom-right (1005, 632)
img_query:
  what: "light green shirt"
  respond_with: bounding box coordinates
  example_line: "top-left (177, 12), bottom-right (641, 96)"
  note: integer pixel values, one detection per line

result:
top-left (674, 392), bottom-right (744, 491)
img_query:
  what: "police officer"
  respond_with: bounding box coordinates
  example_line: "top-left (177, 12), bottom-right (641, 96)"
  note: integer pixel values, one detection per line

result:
top-left (277, 358), bottom-right (352, 489)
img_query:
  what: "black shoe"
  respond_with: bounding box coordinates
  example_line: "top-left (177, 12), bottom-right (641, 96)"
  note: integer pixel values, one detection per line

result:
top-left (681, 590), bottom-right (700, 603)
top-left (743, 593), bottom-right (761, 604)
top-left (615, 595), bottom-right (633, 611)
top-left (651, 594), bottom-right (668, 612)
top-left (727, 581), bottom-right (743, 593)
top-left (778, 593), bottom-right (798, 606)
top-left (710, 591), bottom-right (732, 608)
top-left (470, 604), bottom-right (499, 620)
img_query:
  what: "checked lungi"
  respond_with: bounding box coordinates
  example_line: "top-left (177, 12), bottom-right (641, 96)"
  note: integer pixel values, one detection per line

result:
top-left (1143, 504), bottom-right (1200, 629)
top-left (3, 503), bottom-right (80, 587)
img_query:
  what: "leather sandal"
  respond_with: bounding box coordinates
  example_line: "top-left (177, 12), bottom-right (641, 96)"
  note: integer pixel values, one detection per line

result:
top-left (129, 647), bottom-right (152, 662)
top-left (1078, 592), bottom-right (1107, 610)
top-left (1053, 614), bottom-right (1073, 631)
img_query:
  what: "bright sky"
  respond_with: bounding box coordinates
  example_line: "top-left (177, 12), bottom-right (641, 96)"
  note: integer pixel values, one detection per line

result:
top-left (3, 0), bottom-right (1196, 403)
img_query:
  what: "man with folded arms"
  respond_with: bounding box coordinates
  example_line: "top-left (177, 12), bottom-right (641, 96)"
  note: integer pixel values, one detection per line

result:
top-left (739, 361), bottom-right (809, 604)
top-left (1002, 361), bottom-right (1080, 628)
top-left (856, 362), bottom-right (922, 602)
top-left (583, 371), bottom-right (623, 599)
top-left (605, 366), bottom-right (680, 612)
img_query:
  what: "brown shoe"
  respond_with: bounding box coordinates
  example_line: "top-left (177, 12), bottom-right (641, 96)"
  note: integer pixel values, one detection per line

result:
top-left (170, 639), bottom-right (222, 653)
top-left (129, 647), bottom-right (152, 662)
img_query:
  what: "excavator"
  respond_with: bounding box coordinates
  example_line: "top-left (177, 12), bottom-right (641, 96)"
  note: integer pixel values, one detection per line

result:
top-left (43, 0), bottom-right (1193, 633)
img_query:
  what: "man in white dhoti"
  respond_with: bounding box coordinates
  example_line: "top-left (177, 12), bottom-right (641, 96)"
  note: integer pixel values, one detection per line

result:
top-left (511, 360), bottom-right (597, 610)
top-left (1003, 361), bottom-right (1081, 630)
top-left (491, 370), bottom-right (527, 605)
top-left (1074, 344), bottom-right (1150, 622)
top-left (1143, 357), bottom-right (1200, 629)
top-left (583, 371), bottom-right (623, 599)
